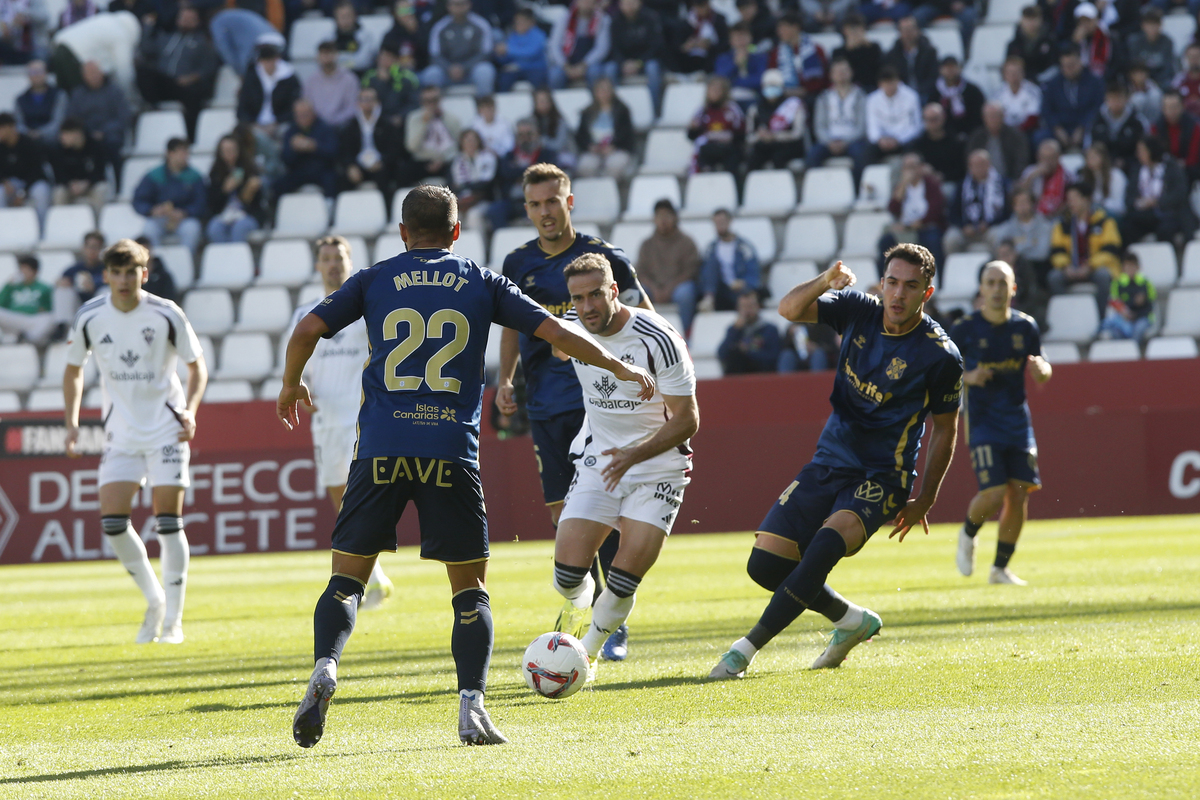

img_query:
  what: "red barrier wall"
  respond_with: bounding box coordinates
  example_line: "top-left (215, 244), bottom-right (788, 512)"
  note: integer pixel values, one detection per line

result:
top-left (1, 358), bottom-right (1198, 564)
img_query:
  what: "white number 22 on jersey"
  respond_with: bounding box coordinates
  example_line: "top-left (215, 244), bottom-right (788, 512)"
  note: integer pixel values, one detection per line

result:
top-left (382, 307), bottom-right (470, 393)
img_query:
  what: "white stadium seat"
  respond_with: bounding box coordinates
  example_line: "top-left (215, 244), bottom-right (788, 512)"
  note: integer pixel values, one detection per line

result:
top-left (865, 26), bottom-right (898, 52)
top-left (926, 27), bottom-right (964, 61)
top-left (616, 85), bottom-right (655, 131)
top-left (839, 211), bottom-right (891, 260)
top-left (940, 252), bottom-right (990, 301)
top-left (0, 391), bottom-right (20, 413)
top-left (183, 289), bottom-right (235, 335)
top-left (552, 87), bottom-right (592, 130)
top-left (119, 157), bottom-right (160, 201)
top-left (0, 74), bottom-right (28, 115)
top-left (26, 389), bottom-right (65, 411)
top-left (456, 229), bottom-right (487, 266)
top-left (1126, 241), bottom-right (1178, 288)
top-left (360, 13), bottom-right (392, 44)
top-left (0, 344), bottom-right (39, 390)
top-left (623, 175), bottom-right (681, 221)
top-left (489, 226), bottom-right (535, 270)
top-left (692, 357), bottom-right (724, 379)
top-left (390, 187), bottom-right (414, 226)
top-left (680, 172), bottom-right (738, 219)
top-left (986, 0), bottom-right (1025, 24)
top-left (258, 239), bottom-right (313, 286)
top-left (1162, 287), bottom-right (1200, 335)
top-left (212, 65), bottom-right (240, 108)
top-left (730, 216), bottom-right (777, 263)
top-left (855, 163), bottom-right (893, 211)
top-left (689, 311), bottom-right (738, 359)
top-left (609, 222), bottom-right (654, 261)
top-left (679, 220), bottom-right (716, 252)
top-left (235, 286), bottom-right (293, 333)
top-left (344, 235), bottom-right (370, 273)
top-left (195, 108), bottom-right (237, 154)
top-left (571, 177), bottom-right (622, 224)
top-left (176, 334), bottom-right (213, 384)
top-left (35, 251), bottom-right (75, 285)
top-left (99, 203), bottom-right (145, 242)
top-left (967, 24), bottom-right (1011, 69)
top-left (1044, 295), bottom-right (1100, 343)
top-left (495, 92), bottom-right (533, 124)
top-left (766, 261), bottom-right (819, 305)
top-left (1145, 335), bottom-right (1200, 359)
top-left (258, 376), bottom-right (283, 401)
top-left (40, 342), bottom-right (97, 388)
top-left (0, 208), bottom-right (40, 251)
top-left (215, 332), bottom-right (274, 380)
top-left (374, 232), bottom-right (405, 263)
top-left (1088, 339), bottom-right (1140, 362)
top-left (575, 223), bottom-right (602, 238)
top-left (0, 254), bottom-right (16, 285)
top-left (289, 17), bottom-right (335, 60)
top-left (198, 242), bottom-right (255, 289)
top-left (841, 257), bottom-right (878, 283)
top-left (157, 245), bottom-right (194, 291)
top-left (203, 380), bottom-right (256, 403)
top-left (639, 128), bottom-right (693, 176)
top-left (41, 205), bottom-right (96, 250)
top-left (297, 283), bottom-right (327, 309)
top-left (274, 193), bottom-right (329, 238)
top-left (797, 166), bottom-right (855, 214)
top-left (331, 190), bottom-right (388, 237)
top-left (1179, 241), bottom-right (1200, 286)
top-left (781, 215), bottom-right (838, 263)
top-left (659, 82), bottom-right (706, 127)
top-left (1041, 341), bottom-right (1081, 363)
top-left (739, 170), bottom-right (797, 217)
top-left (133, 110), bottom-right (187, 156)
top-left (1163, 14), bottom-right (1196, 57)
top-left (440, 95), bottom-right (476, 126)
top-left (810, 32), bottom-right (842, 55)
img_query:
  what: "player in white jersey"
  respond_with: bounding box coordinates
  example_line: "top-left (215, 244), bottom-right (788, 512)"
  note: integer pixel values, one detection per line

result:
top-left (62, 239), bottom-right (207, 644)
top-left (288, 236), bottom-right (393, 608)
top-left (550, 253), bottom-right (699, 675)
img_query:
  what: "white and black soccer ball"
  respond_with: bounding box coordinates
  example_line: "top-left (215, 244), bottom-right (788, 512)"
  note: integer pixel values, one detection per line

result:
top-left (523, 632), bottom-right (589, 699)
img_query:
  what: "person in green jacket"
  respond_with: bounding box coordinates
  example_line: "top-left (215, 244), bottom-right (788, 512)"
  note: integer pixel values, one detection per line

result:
top-left (1099, 250), bottom-right (1157, 341)
top-left (0, 255), bottom-right (57, 344)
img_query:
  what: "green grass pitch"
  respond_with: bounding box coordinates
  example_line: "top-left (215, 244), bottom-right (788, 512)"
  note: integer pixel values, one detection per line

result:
top-left (2, 515), bottom-right (1198, 799)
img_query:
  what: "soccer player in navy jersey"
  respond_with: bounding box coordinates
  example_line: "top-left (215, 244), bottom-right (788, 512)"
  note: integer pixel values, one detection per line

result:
top-left (709, 244), bottom-right (964, 679)
top-left (949, 261), bottom-right (1052, 585)
top-left (495, 162), bottom-right (654, 661)
top-left (277, 186), bottom-right (654, 748)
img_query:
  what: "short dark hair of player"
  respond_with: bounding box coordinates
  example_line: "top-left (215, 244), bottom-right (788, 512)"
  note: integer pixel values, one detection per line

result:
top-left (563, 252), bottom-right (614, 286)
top-left (401, 184), bottom-right (458, 241)
top-left (883, 243), bottom-right (937, 287)
top-left (315, 234), bottom-right (351, 257)
top-left (104, 239), bottom-right (150, 271)
top-left (166, 137), bottom-right (188, 154)
top-left (17, 254), bottom-right (38, 272)
top-left (522, 162), bottom-right (571, 195)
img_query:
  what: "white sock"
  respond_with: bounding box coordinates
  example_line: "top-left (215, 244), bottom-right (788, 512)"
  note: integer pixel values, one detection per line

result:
top-left (580, 588), bottom-right (635, 655)
top-left (731, 637), bottom-right (758, 663)
top-left (460, 688), bottom-right (483, 706)
top-left (108, 525), bottom-right (164, 607)
top-left (833, 604), bottom-right (865, 631)
top-left (159, 531), bottom-right (190, 629)
top-left (553, 571), bottom-right (595, 610)
top-left (368, 561), bottom-right (387, 585)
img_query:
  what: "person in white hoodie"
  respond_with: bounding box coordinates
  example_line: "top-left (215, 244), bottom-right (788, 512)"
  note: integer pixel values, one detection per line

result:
top-left (808, 56), bottom-right (868, 182)
top-left (50, 10), bottom-right (141, 94)
top-left (865, 64), bottom-right (921, 163)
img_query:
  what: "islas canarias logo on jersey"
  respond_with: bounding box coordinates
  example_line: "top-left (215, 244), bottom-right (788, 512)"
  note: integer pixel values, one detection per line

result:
top-left (886, 357), bottom-right (907, 380)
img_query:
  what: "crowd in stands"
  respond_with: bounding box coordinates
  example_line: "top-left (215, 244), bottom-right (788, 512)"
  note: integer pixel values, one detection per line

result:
top-left (2, 0), bottom-right (1200, 403)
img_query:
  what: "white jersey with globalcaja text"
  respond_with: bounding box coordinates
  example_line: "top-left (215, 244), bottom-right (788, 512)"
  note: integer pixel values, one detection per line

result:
top-left (289, 299), bottom-right (369, 433)
top-left (564, 307), bottom-right (696, 480)
top-left (65, 293), bottom-right (202, 450)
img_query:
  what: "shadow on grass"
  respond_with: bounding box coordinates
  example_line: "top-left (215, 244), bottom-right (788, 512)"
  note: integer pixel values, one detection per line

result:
top-left (1, 753), bottom-right (306, 785)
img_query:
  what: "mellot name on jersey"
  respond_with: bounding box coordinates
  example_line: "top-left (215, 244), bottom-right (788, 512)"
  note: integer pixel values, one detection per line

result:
top-left (393, 269), bottom-right (470, 292)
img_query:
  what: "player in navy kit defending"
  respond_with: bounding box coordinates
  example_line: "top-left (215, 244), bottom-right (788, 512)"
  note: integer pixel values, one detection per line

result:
top-left (495, 163), bottom-right (653, 661)
top-left (709, 245), bottom-right (964, 678)
top-left (949, 261), bottom-right (1052, 585)
top-left (279, 186), bottom-right (654, 747)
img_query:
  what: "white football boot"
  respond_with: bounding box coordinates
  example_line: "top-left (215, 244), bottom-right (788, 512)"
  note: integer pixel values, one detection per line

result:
top-left (956, 526), bottom-right (976, 577)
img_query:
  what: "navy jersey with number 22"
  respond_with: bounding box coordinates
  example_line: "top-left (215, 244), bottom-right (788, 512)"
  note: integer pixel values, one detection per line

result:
top-left (311, 248), bottom-right (551, 467)
top-left (814, 291), bottom-right (964, 489)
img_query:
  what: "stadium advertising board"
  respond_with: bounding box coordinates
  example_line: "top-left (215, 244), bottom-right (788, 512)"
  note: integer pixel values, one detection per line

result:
top-left (1, 358), bottom-right (1197, 565)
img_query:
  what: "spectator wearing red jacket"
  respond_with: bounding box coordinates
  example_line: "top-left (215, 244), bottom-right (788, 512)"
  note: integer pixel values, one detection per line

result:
top-left (878, 152), bottom-right (946, 270)
top-left (687, 75), bottom-right (746, 174)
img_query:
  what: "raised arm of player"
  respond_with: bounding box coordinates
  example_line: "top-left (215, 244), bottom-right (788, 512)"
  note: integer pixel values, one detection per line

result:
top-left (778, 261), bottom-right (856, 323)
top-left (600, 393), bottom-right (699, 491)
top-left (177, 355), bottom-right (208, 442)
top-left (62, 364), bottom-right (85, 458)
top-left (534, 316), bottom-right (655, 400)
top-left (277, 312), bottom-right (328, 430)
top-left (889, 409), bottom-right (958, 541)
top-left (495, 326), bottom-right (521, 416)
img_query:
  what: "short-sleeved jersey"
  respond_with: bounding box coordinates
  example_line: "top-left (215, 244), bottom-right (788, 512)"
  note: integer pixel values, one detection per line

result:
top-left (310, 248), bottom-right (551, 467)
top-left (563, 308), bottom-right (696, 480)
top-left (502, 232), bottom-right (642, 420)
top-left (288, 299), bottom-right (369, 432)
top-left (814, 291), bottom-right (964, 489)
top-left (949, 309), bottom-right (1042, 449)
top-left (65, 293), bottom-right (203, 450)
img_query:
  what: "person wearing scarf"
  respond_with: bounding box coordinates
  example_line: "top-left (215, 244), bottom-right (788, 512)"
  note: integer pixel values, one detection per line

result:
top-left (878, 152), bottom-right (946, 270)
top-left (934, 55), bottom-right (983, 138)
top-left (1049, 181), bottom-right (1119, 312)
top-left (749, 68), bottom-right (805, 170)
top-left (1071, 3), bottom-right (1113, 80)
top-left (1018, 138), bottom-right (1074, 218)
top-left (673, 0), bottom-right (729, 73)
top-left (1089, 80), bottom-right (1147, 168)
top-left (547, 0), bottom-right (610, 87)
top-left (687, 75), bottom-right (746, 174)
top-left (339, 86), bottom-right (403, 201)
top-left (767, 12), bottom-right (828, 98)
top-left (945, 150), bottom-right (1012, 254)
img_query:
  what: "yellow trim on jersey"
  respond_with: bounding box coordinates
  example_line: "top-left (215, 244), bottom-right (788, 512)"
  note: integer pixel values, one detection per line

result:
top-left (545, 499), bottom-right (565, 507)
top-left (421, 555), bottom-right (490, 565)
top-left (753, 531), bottom-right (802, 558)
top-left (880, 313), bottom-right (928, 338)
top-left (893, 391), bottom-right (928, 490)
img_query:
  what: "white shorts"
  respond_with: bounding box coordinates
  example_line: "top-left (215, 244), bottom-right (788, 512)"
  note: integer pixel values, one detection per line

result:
top-left (98, 440), bottom-right (191, 488)
top-left (313, 425), bottom-right (357, 488)
top-left (559, 465), bottom-right (689, 535)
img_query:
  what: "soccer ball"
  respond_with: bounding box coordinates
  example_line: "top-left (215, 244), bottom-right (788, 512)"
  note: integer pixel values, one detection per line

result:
top-left (522, 632), bottom-right (589, 699)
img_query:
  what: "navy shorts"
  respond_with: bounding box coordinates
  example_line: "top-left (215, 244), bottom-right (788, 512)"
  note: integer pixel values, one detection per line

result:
top-left (759, 463), bottom-right (910, 553)
top-left (331, 456), bottom-right (489, 564)
top-left (529, 408), bottom-right (585, 505)
top-left (968, 443), bottom-right (1041, 491)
